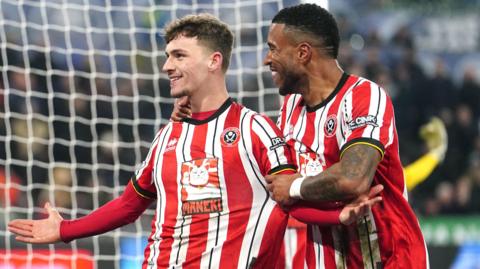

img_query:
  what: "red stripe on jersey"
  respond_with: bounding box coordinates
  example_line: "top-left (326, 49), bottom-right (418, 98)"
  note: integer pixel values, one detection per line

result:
top-left (142, 212), bottom-right (157, 269)
top-left (255, 205), bottom-right (288, 268)
top-left (305, 226), bottom-right (317, 268)
top-left (219, 106), bottom-right (253, 269)
top-left (319, 227), bottom-right (336, 268)
top-left (276, 242), bottom-right (286, 269)
top-left (344, 224), bottom-right (364, 268)
top-left (292, 227), bottom-right (307, 268)
top-left (379, 94), bottom-right (394, 148)
top-left (135, 133), bottom-right (161, 196)
top-left (184, 123), bottom-right (209, 268)
top-left (156, 124), bottom-right (183, 268)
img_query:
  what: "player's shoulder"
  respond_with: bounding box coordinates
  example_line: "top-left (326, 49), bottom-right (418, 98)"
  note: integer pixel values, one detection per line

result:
top-left (345, 74), bottom-right (390, 97)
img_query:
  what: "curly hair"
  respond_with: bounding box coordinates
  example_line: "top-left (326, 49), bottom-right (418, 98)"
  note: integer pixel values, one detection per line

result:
top-left (272, 4), bottom-right (340, 59)
top-left (164, 14), bottom-right (233, 72)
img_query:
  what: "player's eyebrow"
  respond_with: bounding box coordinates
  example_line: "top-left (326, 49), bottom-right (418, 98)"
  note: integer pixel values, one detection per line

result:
top-left (267, 42), bottom-right (276, 48)
top-left (165, 48), bottom-right (188, 57)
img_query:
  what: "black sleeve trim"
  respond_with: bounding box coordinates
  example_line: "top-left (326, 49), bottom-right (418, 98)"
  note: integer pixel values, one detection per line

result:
top-left (131, 177), bottom-right (156, 199)
top-left (268, 164), bottom-right (297, 175)
top-left (340, 137), bottom-right (385, 159)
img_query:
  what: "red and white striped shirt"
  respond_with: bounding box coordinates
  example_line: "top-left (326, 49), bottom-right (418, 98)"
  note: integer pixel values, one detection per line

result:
top-left (133, 98), bottom-right (296, 269)
top-left (277, 73), bottom-right (428, 269)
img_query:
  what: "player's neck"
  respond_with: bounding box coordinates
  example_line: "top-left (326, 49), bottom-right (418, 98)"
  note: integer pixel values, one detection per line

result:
top-left (302, 60), bottom-right (343, 107)
top-left (189, 82), bottom-right (229, 113)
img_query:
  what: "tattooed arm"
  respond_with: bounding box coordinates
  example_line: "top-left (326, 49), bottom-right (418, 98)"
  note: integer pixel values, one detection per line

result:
top-left (266, 143), bottom-right (381, 204)
top-left (300, 144), bottom-right (381, 202)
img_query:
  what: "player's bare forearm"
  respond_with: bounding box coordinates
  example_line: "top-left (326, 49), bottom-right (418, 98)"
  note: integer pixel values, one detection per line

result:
top-left (301, 144), bottom-right (380, 202)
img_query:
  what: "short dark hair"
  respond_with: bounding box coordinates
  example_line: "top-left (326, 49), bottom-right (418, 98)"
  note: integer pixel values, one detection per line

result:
top-left (272, 4), bottom-right (340, 59)
top-left (164, 13), bottom-right (233, 72)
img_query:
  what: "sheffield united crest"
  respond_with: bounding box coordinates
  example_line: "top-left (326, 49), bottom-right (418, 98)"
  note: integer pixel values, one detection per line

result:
top-left (221, 127), bottom-right (240, 147)
top-left (324, 114), bottom-right (337, 137)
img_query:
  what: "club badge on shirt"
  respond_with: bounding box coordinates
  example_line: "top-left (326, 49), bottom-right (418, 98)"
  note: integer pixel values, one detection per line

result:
top-left (181, 158), bottom-right (223, 215)
top-left (324, 114), bottom-right (337, 137)
top-left (221, 127), bottom-right (240, 147)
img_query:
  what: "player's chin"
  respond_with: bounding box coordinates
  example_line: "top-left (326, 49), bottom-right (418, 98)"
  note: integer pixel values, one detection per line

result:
top-left (170, 89), bottom-right (188, 98)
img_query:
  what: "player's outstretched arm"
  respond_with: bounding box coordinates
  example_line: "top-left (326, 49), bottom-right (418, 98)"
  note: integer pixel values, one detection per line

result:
top-left (8, 202), bottom-right (62, 244)
top-left (288, 184), bottom-right (383, 226)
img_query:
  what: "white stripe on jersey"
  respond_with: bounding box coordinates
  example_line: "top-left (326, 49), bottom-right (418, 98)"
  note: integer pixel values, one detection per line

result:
top-left (312, 95), bottom-right (338, 167)
top-left (147, 125), bottom-right (173, 268)
top-left (252, 114), bottom-right (289, 168)
top-left (237, 109), bottom-right (274, 268)
top-left (284, 228), bottom-right (297, 269)
top-left (311, 225), bottom-right (324, 268)
top-left (169, 123), bottom-right (195, 268)
top-left (135, 132), bottom-right (162, 185)
top-left (280, 94), bottom-right (301, 138)
top-left (362, 84), bottom-right (386, 141)
top-left (356, 210), bottom-right (381, 269)
top-left (294, 109), bottom-right (309, 153)
top-left (200, 107), bottom-right (230, 269)
top-left (386, 115), bottom-right (395, 149)
top-left (339, 79), bottom-right (365, 148)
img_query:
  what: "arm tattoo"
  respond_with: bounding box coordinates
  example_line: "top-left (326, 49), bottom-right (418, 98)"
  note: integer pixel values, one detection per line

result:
top-left (341, 144), bottom-right (379, 180)
top-left (301, 144), bottom-right (381, 202)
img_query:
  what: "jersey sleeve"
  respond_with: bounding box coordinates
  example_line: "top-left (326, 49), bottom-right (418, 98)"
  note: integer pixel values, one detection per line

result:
top-left (60, 181), bottom-right (153, 243)
top-left (251, 114), bottom-right (297, 176)
top-left (339, 82), bottom-right (395, 159)
top-left (131, 130), bottom-right (163, 199)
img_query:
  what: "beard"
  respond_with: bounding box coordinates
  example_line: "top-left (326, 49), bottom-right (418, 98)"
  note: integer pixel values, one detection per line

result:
top-left (278, 69), bottom-right (301, 96)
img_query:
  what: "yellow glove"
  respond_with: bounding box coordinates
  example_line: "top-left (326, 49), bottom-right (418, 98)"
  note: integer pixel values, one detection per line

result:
top-left (419, 117), bottom-right (448, 162)
top-left (404, 117), bottom-right (448, 191)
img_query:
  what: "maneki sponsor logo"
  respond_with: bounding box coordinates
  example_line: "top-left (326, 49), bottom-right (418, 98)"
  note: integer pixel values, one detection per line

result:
top-left (299, 152), bottom-right (324, 176)
top-left (180, 158), bottom-right (223, 215)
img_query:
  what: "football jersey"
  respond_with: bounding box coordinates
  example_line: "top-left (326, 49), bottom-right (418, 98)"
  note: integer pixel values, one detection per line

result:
top-left (132, 98), bottom-right (296, 269)
top-left (277, 73), bottom-right (429, 269)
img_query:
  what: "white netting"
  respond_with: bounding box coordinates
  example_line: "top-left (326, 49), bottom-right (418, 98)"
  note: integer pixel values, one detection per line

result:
top-left (0, 0), bottom-right (305, 268)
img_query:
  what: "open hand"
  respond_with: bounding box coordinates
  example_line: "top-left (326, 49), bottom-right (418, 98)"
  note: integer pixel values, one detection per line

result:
top-left (8, 202), bottom-right (63, 244)
top-left (339, 184), bottom-right (383, 225)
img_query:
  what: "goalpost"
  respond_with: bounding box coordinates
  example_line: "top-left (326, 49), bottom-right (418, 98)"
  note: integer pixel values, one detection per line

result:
top-left (0, 0), bottom-right (323, 268)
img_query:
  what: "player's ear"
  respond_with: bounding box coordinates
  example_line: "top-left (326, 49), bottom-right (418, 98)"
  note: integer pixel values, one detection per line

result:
top-left (208, 52), bottom-right (223, 72)
top-left (297, 42), bottom-right (312, 64)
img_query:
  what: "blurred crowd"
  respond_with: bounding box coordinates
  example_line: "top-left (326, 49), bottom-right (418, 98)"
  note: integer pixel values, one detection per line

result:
top-left (335, 14), bottom-right (480, 216)
top-left (1, 1), bottom-right (480, 218)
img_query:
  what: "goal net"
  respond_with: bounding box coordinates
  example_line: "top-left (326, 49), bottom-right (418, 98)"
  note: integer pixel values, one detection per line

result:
top-left (0, 0), bottom-right (310, 268)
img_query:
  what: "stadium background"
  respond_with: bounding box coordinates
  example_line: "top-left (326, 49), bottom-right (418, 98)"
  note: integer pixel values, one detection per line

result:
top-left (1, 0), bottom-right (480, 268)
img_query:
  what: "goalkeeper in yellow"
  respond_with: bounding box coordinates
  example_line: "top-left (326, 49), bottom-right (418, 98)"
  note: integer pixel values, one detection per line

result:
top-left (404, 117), bottom-right (448, 191)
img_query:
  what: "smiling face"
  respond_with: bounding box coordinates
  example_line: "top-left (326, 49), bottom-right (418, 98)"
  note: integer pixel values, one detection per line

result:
top-left (162, 35), bottom-right (212, 98)
top-left (263, 23), bottom-right (303, 96)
